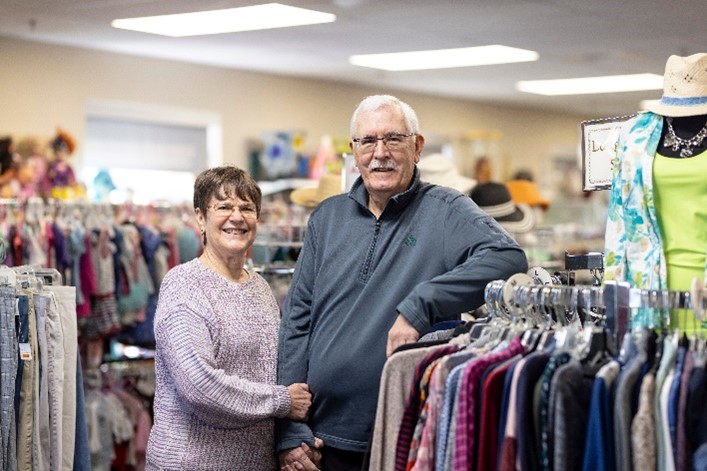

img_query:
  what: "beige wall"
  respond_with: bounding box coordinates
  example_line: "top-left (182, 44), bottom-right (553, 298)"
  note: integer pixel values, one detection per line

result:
top-left (0, 36), bottom-right (585, 188)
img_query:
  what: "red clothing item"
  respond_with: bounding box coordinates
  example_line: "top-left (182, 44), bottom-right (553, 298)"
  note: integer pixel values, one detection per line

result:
top-left (76, 234), bottom-right (97, 318)
top-left (112, 441), bottom-right (130, 470)
top-left (454, 337), bottom-right (525, 469)
top-left (477, 356), bottom-right (521, 471)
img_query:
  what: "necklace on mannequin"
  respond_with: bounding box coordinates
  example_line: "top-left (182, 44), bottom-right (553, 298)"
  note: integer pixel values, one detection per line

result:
top-left (663, 117), bottom-right (707, 157)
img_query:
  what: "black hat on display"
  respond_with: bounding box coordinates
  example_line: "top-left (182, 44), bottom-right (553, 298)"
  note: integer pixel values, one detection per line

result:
top-left (470, 182), bottom-right (535, 233)
top-left (646, 53), bottom-right (707, 117)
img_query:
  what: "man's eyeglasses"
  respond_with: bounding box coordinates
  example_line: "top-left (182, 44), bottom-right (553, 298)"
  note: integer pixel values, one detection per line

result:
top-left (209, 202), bottom-right (258, 218)
top-left (352, 132), bottom-right (415, 153)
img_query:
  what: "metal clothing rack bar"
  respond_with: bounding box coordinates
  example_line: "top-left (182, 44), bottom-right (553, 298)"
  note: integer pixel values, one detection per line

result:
top-left (562, 251), bottom-right (605, 286)
top-left (485, 278), bottom-right (705, 340)
top-left (603, 281), bottom-right (630, 350)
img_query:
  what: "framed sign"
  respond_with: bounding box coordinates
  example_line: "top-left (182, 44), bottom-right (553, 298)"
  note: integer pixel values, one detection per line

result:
top-left (580, 114), bottom-right (634, 191)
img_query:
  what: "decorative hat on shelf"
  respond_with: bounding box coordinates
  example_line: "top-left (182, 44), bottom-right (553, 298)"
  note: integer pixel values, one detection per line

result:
top-left (506, 179), bottom-right (550, 211)
top-left (470, 181), bottom-right (535, 233)
top-left (646, 53), bottom-right (707, 117)
top-left (417, 153), bottom-right (476, 193)
top-left (289, 172), bottom-right (343, 208)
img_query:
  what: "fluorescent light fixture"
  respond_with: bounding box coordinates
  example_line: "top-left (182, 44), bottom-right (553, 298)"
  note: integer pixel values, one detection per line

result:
top-left (349, 45), bottom-right (538, 71)
top-left (517, 73), bottom-right (664, 95)
top-left (111, 3), bottom-right (336, 37)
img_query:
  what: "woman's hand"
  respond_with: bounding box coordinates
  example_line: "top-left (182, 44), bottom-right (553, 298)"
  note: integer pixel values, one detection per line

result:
top-left (286, 383), bottom-right (312, 421)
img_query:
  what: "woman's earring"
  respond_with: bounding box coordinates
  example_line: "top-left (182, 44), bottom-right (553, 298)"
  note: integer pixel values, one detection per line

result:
top-left (201, 229), bottom-right (206, 245)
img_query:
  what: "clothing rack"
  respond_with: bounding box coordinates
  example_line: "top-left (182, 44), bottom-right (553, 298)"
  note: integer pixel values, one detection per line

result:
top-left (485, 277), bottom-right (706, 347)
top-left (0, 257), bottom-right (88, 471)
top-left (0, 197), bottom-right (193, 221)
top-left (375, 279), bottom-right (707, 471)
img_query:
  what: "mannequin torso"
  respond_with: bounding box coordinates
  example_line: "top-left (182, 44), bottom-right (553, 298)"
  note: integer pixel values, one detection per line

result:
top-left (653, 113), bottom-right (707, 333)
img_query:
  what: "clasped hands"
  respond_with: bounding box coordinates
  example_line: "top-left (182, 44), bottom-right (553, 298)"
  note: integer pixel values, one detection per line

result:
top-left (281, 383), bottom-right (322, 470)
top-left (278, 438), bottom-right (324, 471)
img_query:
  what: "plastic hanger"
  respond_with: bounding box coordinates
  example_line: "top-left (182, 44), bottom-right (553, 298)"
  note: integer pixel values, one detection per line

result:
top-left (0, 239), bottom-right (16, 286)
top-left (13, 264), bottom-right (62, 287)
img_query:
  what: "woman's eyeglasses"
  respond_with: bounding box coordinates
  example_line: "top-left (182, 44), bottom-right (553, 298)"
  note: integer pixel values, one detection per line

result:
top-left (209, 202), bottom-right (258, 218)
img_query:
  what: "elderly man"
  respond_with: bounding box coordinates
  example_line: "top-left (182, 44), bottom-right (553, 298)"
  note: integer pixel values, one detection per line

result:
top-left (277, 94), bottom-right (528, 470)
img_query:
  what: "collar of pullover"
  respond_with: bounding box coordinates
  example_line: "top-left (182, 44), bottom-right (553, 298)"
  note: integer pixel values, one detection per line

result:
top-left (349, 167), bottom-right (422, 217)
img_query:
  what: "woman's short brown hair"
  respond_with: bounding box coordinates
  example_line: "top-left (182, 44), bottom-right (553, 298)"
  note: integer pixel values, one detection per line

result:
top-left (193, 165), bottom-right (262, 217)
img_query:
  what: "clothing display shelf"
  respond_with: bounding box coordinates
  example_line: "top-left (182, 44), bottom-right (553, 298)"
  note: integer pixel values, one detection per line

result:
top-left (254, 224), bottom-right (304, 249)
top-left (254, 185), bottom-right (309, 265)
top-left (252, 264), bottom-right (295, 276)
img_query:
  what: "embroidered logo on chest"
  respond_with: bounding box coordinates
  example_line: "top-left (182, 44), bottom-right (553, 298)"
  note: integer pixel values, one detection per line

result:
top-left (403, 234), bottom-right (417, 246)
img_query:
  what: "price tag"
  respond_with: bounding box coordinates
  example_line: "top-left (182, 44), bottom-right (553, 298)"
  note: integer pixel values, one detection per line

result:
top-left (19, 343), bottom-right (32, 361)
top-left (528, 266), bottom-right (553, 285)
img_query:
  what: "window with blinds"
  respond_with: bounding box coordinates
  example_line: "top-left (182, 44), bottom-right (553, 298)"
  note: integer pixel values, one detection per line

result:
top-left (81, 100), bottom-right (222, 204)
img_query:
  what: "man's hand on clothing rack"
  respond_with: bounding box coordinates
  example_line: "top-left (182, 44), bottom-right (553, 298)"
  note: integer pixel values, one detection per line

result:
top-left (387, 313), bottom-right (420, 357)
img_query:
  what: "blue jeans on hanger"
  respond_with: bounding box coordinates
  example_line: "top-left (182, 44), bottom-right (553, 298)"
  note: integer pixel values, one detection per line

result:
top-left (0, 286), bottom-right (18, 471)
top-left (73, 352), bottom-right (91, 471)
top-left (14, 296), bottom-right (29, 428)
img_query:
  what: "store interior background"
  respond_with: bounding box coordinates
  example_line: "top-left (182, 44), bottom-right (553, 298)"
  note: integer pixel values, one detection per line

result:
top-left (3, 5), bottom-right (706, 466)
top-left (2, 0), bottom-right (705, 272)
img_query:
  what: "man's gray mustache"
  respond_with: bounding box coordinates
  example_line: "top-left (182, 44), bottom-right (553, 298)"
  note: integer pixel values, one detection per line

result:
top-left (368, 160), bottom-right (397, 170)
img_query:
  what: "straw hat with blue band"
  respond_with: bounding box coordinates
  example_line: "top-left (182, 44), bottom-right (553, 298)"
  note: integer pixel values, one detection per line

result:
top-left (646, 53), bottom-right (707, 117)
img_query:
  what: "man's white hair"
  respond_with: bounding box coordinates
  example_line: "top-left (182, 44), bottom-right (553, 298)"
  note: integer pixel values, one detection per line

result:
top-left (349, 95), bottom-right (420, 137)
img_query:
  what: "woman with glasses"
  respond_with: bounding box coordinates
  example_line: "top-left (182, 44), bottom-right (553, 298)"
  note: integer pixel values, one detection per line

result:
top-left (146, 165), bottom-right (314, 471)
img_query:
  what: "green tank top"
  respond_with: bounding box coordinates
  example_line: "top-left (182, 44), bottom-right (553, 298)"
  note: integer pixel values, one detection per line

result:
top-left (653, 150), bottom-right (707, 334)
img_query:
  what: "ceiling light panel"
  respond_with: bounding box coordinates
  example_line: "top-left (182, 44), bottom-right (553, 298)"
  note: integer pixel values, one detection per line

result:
top-left (349, 45), bottom-right (539, 71)
top-left (516, 73), bottom-right (664, 95)
top-left (111, 3), bottom-right (336, 37)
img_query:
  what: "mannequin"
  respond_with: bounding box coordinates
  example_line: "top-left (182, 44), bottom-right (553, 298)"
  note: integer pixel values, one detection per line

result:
top-left (15, 136), bottom-right (51, 199)
top-left (473, 156), bottom-right (492, 184)
top-left (47, 128), bottom-right (80, 200)
top-left (604, 52), bottom-right (707, 335)
top-left (653, 113), bottom-right (707, 333)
